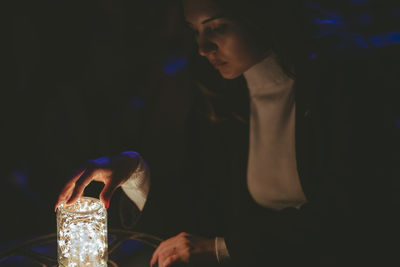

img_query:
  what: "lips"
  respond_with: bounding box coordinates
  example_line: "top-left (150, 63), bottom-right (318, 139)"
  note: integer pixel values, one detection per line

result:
top-left (209, 59), bottom-right (227, 69)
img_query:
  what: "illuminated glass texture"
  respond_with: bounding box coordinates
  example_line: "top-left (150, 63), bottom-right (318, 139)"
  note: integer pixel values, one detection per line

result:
top-left (57, 197), bottom-right (108, 267)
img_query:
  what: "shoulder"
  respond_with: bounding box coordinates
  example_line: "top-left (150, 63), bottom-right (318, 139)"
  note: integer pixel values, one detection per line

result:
top-left (298, 47), bottom-right (398, 140)
top-left (308, 48), bottom-right (395, 104)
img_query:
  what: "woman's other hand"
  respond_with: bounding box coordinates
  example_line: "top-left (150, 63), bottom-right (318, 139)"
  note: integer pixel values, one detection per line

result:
top-left (150, 232), bottom-right (217, 267)
top-left (54, 151), bottom-right (141, 211)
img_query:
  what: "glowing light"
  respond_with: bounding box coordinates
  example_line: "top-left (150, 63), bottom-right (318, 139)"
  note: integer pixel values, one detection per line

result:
top-left (57, 197), bottom-right (107, 267)
top-left (369, 32), bottom-right (400, 47)
top-left (163, 56), bottom-right (188, 76)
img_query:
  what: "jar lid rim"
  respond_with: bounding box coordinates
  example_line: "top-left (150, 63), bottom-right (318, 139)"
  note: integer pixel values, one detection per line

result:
top-left (58, 197), bottom-right (105, 215)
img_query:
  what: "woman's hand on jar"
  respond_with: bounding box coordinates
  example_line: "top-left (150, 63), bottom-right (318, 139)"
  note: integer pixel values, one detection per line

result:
top-left (150, 232), bottom-right (217, 267)
top-left (54, 151), bottom-right (141, 211)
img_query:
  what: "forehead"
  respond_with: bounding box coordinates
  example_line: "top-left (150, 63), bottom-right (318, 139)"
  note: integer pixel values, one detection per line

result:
top-left (183, 0), bottom-right (222, 24)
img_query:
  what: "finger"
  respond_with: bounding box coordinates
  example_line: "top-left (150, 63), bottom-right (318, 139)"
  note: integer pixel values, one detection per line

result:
top-left (55, 189), bottom-right (73, 212)
top-left (99, 180), bottom-right (119, 209)
top-left (55, 185), bottom-right (73, 211)
top-left (163, 255), bottom-right (180, 267)
top-left (158, 252), bottom-right (168, 267)
top-left (151, 233), bottom-right (182, 267)
top-left (69, 168), bottom-right (86, 182)
top-left (66, 168), bottom-right (97, 205)
top-left (54, 168), bottom-right (86, 211)
top-left (151, 241), bottom-right (168, 267)
top-left (151, 245), bottom-right (162, 267)
top-left (152, 241), bottom-right (180, 267)
top-left (150, 253), bottom-right (158, 267)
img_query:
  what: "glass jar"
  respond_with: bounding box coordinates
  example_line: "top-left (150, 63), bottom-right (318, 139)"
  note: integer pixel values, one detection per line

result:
top-left (57, 197), bottom-right (108, 267)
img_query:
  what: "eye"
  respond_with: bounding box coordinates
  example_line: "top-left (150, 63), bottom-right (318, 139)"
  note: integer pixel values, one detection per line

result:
top-left (203, 24), bottom-right (227, 36)
top-left (189, 23), bottom-right (228, 39)
top-left (210, 24), bottom-right (227, 34)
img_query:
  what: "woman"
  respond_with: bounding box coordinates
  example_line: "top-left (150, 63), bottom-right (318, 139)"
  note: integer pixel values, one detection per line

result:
top-left (56, 0), bottom-right (396, 266)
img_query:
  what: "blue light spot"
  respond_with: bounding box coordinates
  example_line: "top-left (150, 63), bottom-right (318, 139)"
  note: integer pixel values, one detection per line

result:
top-left (396, 119), bottom-right (400, 128)
top-left (163, 56), bottom-right (188, 76)
top-left (91, 156), bottom-right (110, 166)
top-left (120, 240), bottom-right (145, 253)
top-left (349, 0), bottom-right (369, 5)
top-left (309, 53), bottom-right (317, 60)
top-left (369, 32), bottom-right (400, 47)
top-left (31, 243), bottom-right (57, 257)
top-left (351, 34), bottom-right (369, 48)
top-left (355, 38), bottom-right (369, 48)
top-left (131, 96), bottom-right (145, 109)
top-left (314, 19), bottom-right (341, 25)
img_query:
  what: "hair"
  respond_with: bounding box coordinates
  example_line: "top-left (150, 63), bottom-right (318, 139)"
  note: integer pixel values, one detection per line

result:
top-left (212, 0), bottom-right (316, 78)
top-left (185, 0), bottom-right (361, 123)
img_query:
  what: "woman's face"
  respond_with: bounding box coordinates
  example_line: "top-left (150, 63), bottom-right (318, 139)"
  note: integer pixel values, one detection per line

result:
top-left (183, 0), bottom-right (267, 79)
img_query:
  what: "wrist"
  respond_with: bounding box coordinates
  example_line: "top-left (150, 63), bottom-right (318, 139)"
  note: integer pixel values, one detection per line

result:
top-left (199, 238), bottom-right (219, 266)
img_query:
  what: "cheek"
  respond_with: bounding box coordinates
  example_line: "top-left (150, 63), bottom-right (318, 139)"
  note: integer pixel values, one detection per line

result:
top-left (217, 37), bottom-right (260, 79)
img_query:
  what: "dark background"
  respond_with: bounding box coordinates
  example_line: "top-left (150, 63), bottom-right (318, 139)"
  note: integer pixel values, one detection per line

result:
top-left (2, 0), bottom-right (400, 246)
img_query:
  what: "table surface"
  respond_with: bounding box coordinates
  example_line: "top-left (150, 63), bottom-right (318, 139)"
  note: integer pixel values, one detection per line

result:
top-left (0, 229), bottom-right (162, 267)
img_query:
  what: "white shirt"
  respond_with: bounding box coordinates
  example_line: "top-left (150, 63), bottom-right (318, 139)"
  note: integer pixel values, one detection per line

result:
top-left (245, 53), bottom-right (307, 211)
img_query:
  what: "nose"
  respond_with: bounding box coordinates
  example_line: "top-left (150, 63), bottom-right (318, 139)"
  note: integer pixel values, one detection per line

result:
top-left (197, 37), bottom-right (217, 57)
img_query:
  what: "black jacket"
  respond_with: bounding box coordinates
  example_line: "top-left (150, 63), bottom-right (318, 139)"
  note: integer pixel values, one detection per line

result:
top-left (120, 50), bottom-right (398, 267)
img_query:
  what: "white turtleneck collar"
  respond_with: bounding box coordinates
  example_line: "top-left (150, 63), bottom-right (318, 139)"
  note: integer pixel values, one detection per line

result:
top-left (243, 53), bottom-right (294, 98)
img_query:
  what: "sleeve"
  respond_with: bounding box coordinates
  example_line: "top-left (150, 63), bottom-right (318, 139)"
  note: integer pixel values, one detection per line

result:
top-left (120, 153), bottom-right (150, 211)
top-left (118, 106), bottom-right (219, 238)
top-left (215, 237), bottom-right (231, 264)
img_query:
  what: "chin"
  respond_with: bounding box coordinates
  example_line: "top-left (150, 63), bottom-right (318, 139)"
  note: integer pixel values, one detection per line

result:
top-left (219, 69), bottom-right (242, 80)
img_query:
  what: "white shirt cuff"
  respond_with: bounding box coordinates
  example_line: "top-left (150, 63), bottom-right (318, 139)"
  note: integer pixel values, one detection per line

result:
top-left (121, 153), bottom-right (150, 211)
top-left (215, 237), bottom-right (231, 264)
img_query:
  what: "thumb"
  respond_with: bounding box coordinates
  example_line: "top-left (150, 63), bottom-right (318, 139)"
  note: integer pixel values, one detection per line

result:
top-left (100, 181), bottom-right (118, 209)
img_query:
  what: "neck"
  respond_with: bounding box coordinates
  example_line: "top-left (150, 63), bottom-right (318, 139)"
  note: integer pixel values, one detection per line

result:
top-left (243, 53), bottom-right (293, 97)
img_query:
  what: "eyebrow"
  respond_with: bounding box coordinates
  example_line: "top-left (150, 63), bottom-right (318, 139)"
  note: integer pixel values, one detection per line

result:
top-left (201, 15), bottom-right (225, 24)
top-left (185, 15), bottom-right (225, 29)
